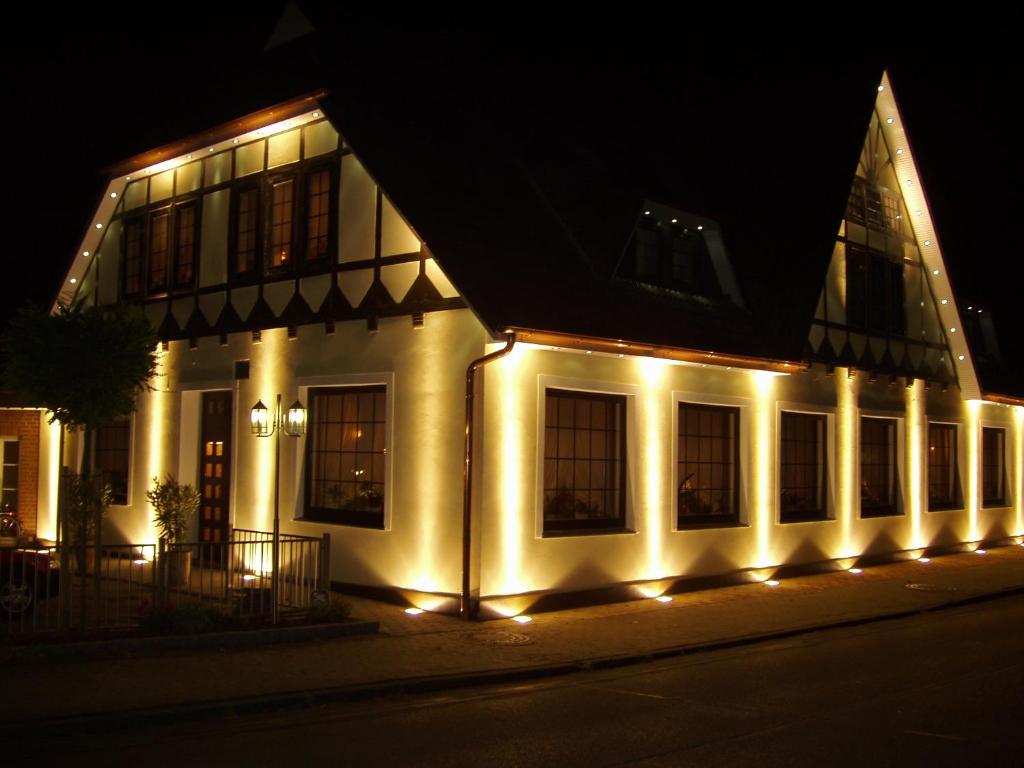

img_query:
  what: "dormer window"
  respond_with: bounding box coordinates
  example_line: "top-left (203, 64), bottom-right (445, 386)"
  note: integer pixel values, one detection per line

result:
top-left (625, 219), bottom-right (717, 297)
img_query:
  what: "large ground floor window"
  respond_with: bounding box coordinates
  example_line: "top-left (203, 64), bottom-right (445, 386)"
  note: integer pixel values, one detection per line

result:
top-left (780, 411), bottom-right (828, 523)
top-left (304, 386), bottom-right (387, 528)
top-left (677, 402), bottom-right (740, 527)
top-left (93, 419), bottom-right (131, 505)
top-left (860, 417), bottom-right (899, 517)
top-left (927, 422), bottom-right (960, 510)
top-left (543, 389), bottom-right (627, 534)
top-left (982, 427), bottom-right (1006, 507)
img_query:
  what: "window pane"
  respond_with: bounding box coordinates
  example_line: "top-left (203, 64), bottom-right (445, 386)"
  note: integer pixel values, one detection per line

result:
top-left (268, 178), bottom-right (294, 269)
top-left (148, 211), bottom-right (170, 294)
top-left (780, 412), bottom-right (828, 522)
top-left (305, 386), bottom-right (386, 528)
top-left (175, 202), bottom-right (197, 288)
top-left (306, 168), bottom-right (331, 262)
top-left (861, 417), bottom-right (899, 517)
top-left (93, 420), bottom-right (130, 505)
top-left (543, 389), bottom-right (626, 533)
top-left (678, 403), bottom-right (739, 526)
top-left (927, 423), bottom-right (960, 509)
top-left (982, 427), bottom-right (1005, 507)
top-left (235, 188), bottom-right (259, 275)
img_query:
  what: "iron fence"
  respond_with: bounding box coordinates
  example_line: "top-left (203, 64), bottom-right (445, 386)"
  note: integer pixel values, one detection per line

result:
top-left (1, 530), bottom-right (329, 636)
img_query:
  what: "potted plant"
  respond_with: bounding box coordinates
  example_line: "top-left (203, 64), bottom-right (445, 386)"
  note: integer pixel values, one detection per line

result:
top-left (65, 473), bottom-right (111, 573)
top-left (147, 475), bottom-right (200, 587)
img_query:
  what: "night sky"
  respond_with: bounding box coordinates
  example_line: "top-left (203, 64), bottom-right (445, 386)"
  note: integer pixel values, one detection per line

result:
top-left (5, 6), bottom-right (1021, 382)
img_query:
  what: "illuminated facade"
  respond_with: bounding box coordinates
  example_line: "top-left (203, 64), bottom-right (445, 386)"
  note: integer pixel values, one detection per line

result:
top-left (47, 72), bottom-right (1022, 618)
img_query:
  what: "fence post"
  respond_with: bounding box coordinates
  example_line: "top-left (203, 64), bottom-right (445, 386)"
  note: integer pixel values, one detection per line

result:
top-left (57, 468), bottom-right (71, 631)
top-left (319, 533), bottom-right (331, 593)
top-left (93, 475), bottom-right (103, 631)
top-left (156, 537), bottom-right (166, 606)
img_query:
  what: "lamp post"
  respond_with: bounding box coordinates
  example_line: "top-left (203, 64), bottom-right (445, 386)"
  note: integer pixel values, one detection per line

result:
top-left (250, 394), bottom-right (307, 624)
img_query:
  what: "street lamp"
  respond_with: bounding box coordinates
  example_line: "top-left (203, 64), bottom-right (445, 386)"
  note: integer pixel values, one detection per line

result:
top-left (250, 394), bottom-right (306, 624)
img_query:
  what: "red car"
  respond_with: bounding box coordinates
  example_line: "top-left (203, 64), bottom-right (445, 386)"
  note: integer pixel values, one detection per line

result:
top-left (0, 547), bottom-right (60, 616)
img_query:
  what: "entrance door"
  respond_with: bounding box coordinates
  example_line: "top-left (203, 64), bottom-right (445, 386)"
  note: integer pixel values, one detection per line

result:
top-left (199, 391), bottom-right (232, 557)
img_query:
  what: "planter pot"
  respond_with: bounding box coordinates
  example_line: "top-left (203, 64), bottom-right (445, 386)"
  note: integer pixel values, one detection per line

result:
top-left (163, 549), bottom-right (192, 587)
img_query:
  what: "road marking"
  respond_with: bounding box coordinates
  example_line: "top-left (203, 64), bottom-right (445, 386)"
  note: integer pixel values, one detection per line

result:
top-left (903, 729), bottom-right (965, 742)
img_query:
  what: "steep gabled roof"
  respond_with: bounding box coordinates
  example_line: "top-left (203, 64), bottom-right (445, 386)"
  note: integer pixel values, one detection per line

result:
top-left (49, 16), bottom-right (1022, 399)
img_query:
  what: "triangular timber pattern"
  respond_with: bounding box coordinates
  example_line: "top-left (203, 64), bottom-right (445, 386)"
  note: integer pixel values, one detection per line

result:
top-left (54, 105), bottom-right (466, 340)
top-left (808, 73), bottom-right (977, 396)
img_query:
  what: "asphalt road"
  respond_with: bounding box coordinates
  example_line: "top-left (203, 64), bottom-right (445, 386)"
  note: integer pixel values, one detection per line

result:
top-left (26, 595), bottom-right (1024, 767)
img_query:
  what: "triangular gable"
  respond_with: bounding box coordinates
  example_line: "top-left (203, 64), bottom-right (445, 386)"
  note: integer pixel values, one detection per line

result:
top-left (808, 70), bottom-right (981, 399)
top-left (54, 101), bottom-right (464, 321)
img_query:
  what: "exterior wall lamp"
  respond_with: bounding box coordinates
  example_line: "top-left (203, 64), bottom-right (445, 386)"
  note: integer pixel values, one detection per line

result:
top-left (249, 394), bottom-right (307, 623)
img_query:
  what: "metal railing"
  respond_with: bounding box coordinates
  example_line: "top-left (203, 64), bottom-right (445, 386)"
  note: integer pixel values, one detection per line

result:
top-left (2, 530), bottom-right (329, 636)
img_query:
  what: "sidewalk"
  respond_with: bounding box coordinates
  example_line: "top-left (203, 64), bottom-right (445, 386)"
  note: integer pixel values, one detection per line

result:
top-left (4, 544), bottom-right (1023, 731)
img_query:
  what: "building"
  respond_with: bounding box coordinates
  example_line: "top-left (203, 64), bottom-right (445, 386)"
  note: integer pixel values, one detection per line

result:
top-left (22, 41), bottom-right (1023, 619)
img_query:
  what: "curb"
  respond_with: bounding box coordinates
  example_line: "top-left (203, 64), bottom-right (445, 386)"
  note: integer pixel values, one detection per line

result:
top-left (5, 584), bottom-right (1021, 738)
top-left (0, 619), bottom-right (380, 664)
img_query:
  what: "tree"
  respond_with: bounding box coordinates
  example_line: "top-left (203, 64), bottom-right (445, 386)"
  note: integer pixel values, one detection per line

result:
top-left (1, 301), bottom-right (158, 471)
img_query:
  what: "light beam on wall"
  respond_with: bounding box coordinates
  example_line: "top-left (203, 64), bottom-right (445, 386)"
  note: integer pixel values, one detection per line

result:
top-left (497, 344), bottom-right (526, 595)
top-left (752, 371), bottom-right (777, 567)
top-left (905, 379), bottom-right (924, 549)
top-left (966, 400), bottom-right (981, 541)
top-left (639, 357), bottom-right (667, 578)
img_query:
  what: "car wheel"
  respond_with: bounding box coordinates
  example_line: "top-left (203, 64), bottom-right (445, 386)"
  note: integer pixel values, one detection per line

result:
top-left (0, 579), bottom-right (34, 615)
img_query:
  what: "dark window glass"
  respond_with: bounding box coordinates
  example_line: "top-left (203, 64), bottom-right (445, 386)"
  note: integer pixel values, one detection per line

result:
top-left (677, 403), bottom-right (739, 527)
top-left (148, 210), bottom-right (170, 294)
top-left (865, 185), bottom-right (886, 231)
top-left (927, 423), bottom-right (960, 510)
top-left (174, 201), bottom-right (198, 289)
top-left (982, 427), bottom-right (1006, 507)
top-left (235, 187), bottom-right (259, 276)
top-left (846, 244), bottom-right (904, 336)
top-left (306, 168), bottom-right (331, 262)
top-left (304, 386), bottom-right (386, 528)
top-left (1, 440), bottom-right (18, 514)
top-left (861, 417), bottom-right (899, 517)
top-left (123, 217), bottom-right (144, 297)
top-left (627, 222), bottom-right (716, 296)
top-left (93, 420), bottom-right (130, 505)
top-left (543, 389), bottom-right (626, 534)
top-left (846, 179), bottom-right (866, 224)
top-left (780, 412), bottom-right (828, 522)
top-left (268, 178), bottom-right (294, 269)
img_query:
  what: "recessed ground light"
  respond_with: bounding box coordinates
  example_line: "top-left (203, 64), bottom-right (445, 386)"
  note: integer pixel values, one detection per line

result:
top-left (133, 559), bottom-right (148, 566)
top-left (976, 549), bottom-right (987, 555)
top-left (512, 615), bottom-right (533, 624)
top-left (404, 607), bottom-right (424, 616)
top-left (919, 557), bottom-right (931, 564)
top-left (764, 579), bottom-right (780, 587)
top-left (242, 574), bottom-right (257, 582)
top-left (655, 596), bottom-right (673, 603)
top-left (848, 568), bottom-right (863, 575)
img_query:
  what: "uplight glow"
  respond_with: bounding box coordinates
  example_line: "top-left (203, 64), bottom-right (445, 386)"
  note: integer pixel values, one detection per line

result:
top-left (638, 356), bottom-right (667, 579)
top-left (905, 379), bottom-right (925, 548)
top-left (967, 400), bottom-right (981, 541)
top-left (752, 372), bottom-right (777, 566)
top-left (512, 615), bottom-right (533, 624)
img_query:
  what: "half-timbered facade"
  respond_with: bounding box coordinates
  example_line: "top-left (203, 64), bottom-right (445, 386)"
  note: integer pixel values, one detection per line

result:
top-left (41, 66), bottom-right (1022, 619)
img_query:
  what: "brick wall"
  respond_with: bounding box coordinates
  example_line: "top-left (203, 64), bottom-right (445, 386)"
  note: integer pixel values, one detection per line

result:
top-left (0, 409), bottom-right (41, 536)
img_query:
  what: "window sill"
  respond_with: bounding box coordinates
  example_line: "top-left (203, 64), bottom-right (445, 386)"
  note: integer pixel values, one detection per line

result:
top-left (926, 505), bottom-right (964, 514)
top-left (860, 509), bottom-right (903, 519)
top-left (779, 514), bottom-right (833, 525)
top-left (981, 502), bottom-right (1011, 511)
top-left (542, 528), bottom-right (636, 539)
top-left (676, 521), bottom-right (747, 531)
top-left (299, 510), bottom-right (384, 530)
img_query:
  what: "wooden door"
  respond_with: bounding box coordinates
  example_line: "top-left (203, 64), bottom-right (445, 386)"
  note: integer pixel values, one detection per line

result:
top-left (199, 391), bottom-right (232, 555)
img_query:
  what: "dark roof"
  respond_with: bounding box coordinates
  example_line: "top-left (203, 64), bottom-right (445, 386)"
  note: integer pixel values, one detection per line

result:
top-left (55, 12), bottom-right (1022, 396)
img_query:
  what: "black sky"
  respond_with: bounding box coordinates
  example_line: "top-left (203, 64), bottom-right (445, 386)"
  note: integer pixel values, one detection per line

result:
top-left (5, 6), bottom-right (1021, 380)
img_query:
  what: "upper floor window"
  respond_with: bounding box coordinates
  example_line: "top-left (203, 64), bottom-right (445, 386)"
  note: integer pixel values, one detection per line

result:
top-left (847, 178), bottom-right (900, 233)
top-left (1, 439), bottom-right (18, 514)
top-left (123, 217), bottom-right (144, 298)
top-left (927, 422), bottom-right (961, 510)
top-left (677, 402), bottom-right (740, 528)
top-left (304, 386), bottom-right (387, 529)
top-left (306, 167), bottom-right (333, 262)
top-left (780, 411), bottom-right (828, 523)
top-left (543, 389), bottom-right (627, 535)
top-left (267, 176), bottom-right (295, 270)
top-left (846, 244), bottom-right (905, 336)
top-left (233, 185), bottom-right (260, 278)
top-left (93, 419), bottom-right (131, 506)
top-left (861, 417), bottom-right (899, 517)
top-left (147, 209), bottom-right (171, 295)
top-left (624, 220), bottom-right (717, 297)
top-left (982, 427), bottom-right (1007, 507)
top-left (174, 201), bottom-right (198, 290)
